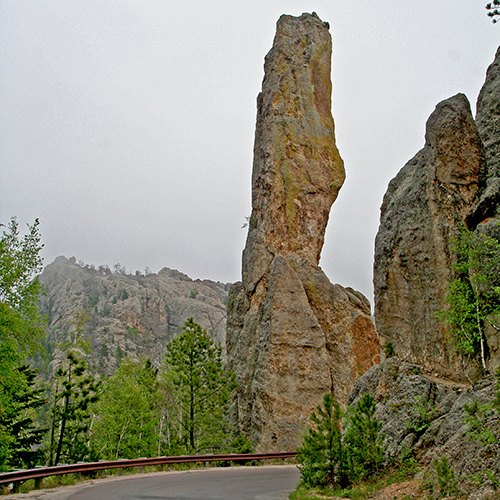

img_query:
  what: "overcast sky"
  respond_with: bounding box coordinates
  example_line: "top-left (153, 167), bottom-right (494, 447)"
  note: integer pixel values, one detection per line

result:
top-left (1, 1), bottom-right (498, 304)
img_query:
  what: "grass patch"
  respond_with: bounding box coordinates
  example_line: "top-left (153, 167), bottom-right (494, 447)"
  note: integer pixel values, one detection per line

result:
top-left (290, 463), bottom-right (421, 500)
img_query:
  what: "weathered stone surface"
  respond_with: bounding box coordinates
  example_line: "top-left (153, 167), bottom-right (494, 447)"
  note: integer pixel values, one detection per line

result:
top-left (349, 358), bottom-right (500, 499)
top-left (242, 12), bottom-right (345, 294)
top-left (473, 46), bottom-right (500, 222)
top-left (227, 13), bottom-right (379, 452)
top-left (38, 256), bottom-right (229, 375)
top-left (374, 93), bottom-right (485, 382)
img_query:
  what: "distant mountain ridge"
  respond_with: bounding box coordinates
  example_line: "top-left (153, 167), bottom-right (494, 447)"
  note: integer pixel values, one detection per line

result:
top-left (37, 256), bottom-right (230, 375)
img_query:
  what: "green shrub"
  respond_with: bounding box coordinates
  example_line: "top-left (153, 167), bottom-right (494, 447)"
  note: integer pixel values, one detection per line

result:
top-left (296, 393), bottom-right (385, 489)
top-left (424, 456), bottom-right (459, 498)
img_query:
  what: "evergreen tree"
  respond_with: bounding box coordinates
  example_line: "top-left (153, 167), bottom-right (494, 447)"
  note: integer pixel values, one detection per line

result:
top-left (296, 394), bottom-right (348, 488)
top-left (487, 1), bottom-right (500, 22)
top-left (0, 364), bottom-right (46, 470)
top-left (164, 318), bottom-right (236, 454)
top-left (48, 351), bottom-right (100, 465)
top-left (297, 393), bottom-right (385, 489)
top-left (344, 394), bottom-right (385, 481)
top-left (47, 310), bottom-right (100, 465)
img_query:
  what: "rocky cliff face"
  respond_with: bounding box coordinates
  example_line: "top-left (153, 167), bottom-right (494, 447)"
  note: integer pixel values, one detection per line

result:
top-left (38, 256), bottom-right (229, 375)
top-left (374, 47), bottom-right (500, 381)
top-left (473, 46), bottom-right (500, 222)
top-left (349, 358), bottom-right (500, 499)
top-left (227, 13), bottom-right (379, 452)
top-left (374, 93), bottom-right (486, 381)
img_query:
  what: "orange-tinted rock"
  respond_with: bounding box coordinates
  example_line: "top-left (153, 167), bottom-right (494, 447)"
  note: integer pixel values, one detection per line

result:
top-left (227, 13), bottom-right (379, 452)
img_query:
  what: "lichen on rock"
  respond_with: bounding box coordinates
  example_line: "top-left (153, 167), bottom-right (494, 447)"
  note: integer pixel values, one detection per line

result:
top-left (227, 12), bottom-right (379, 452)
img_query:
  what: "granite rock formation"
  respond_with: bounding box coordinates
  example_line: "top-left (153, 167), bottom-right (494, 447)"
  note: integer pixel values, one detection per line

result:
top-left (374, 93), bottom-right (485, 381)
top-left (37, 256), bottom-right (229, 376)
top-left (226, 13), bottom-right (379, 452)
top-left (349, 358), bottom-right (500, 499)
top-left (374, 46), bottom-right (500, 382)
top-left (473, 46), bottom-right (500, 222)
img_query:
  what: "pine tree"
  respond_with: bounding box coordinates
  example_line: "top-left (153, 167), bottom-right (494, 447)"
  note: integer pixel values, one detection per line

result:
top-left (164, 318), bottom-right (236, 454)
top-left (48, 351), bottom-right (100, 465)
top-left (297, 393), bottom-right (385, 489)
top-left (344, 394), bottom-right (385, 481)
top-left (487, 1), bottom-right (500, 23)
top-left (296, 394), bottom-right (349, 488)
top-left (0, 365), bottom-right (46, 469)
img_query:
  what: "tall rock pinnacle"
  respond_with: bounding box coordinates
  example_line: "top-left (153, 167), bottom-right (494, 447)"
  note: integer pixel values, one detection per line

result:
top-left (242, 12), bottom-right (345, 294)
top-left (227, 13), bottom-right (379, 452)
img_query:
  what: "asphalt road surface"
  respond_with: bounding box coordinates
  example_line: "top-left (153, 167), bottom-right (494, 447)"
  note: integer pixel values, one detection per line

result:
top-left (62, 465), bottom-right (300, 500)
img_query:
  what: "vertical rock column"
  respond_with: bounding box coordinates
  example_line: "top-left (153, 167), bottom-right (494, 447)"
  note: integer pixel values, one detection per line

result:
top-left (227, 13), bottom-right (379, 452)
top-left (374, 94), bottom-right (485, 381)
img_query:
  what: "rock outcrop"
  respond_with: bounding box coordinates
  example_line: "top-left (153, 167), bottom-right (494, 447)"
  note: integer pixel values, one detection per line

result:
top-left (374, 93), bottom-right (485, 381)
top-left (349, 358), bottom-right (500, 499)
top-left (473, 46), bottom-right (500, 222)
top-left (227, 13), bottom-right (379, 452)
top-left (374, 47), bottom-right (500, 382)
top-left (37, 256), bottom-right (229, 375)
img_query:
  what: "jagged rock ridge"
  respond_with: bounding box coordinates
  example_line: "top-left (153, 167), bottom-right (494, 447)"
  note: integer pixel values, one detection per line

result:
top-left (227, 12), bottom-right (379, 453)
top-left (38, 256), bottom-right (230, 375)
top-left (352, 45), bottom-right (500, 499)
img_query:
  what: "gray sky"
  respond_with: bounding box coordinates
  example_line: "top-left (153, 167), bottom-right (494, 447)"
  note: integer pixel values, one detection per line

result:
top-left (1, 1), bottom-right (498, 304)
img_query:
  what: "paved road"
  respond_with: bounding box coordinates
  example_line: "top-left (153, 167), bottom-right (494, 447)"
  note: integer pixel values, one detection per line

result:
top-left (71, 466), bottom-right (299, 500)
top-left (8, 466), bottom-right (300, 500)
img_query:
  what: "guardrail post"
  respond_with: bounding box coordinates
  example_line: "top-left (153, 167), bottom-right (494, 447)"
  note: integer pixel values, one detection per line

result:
top-left (34, 477), bottom-right (43, 489)
top-left (12, 481), bottom-right (20, 493)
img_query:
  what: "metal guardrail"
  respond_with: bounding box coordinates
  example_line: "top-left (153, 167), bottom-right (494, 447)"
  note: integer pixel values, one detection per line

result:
top-left (0, 451), bottom-right (297, 492)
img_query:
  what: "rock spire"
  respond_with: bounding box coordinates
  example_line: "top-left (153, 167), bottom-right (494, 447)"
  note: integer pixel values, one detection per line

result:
top-left (227, 12), bottom-right (379, 452)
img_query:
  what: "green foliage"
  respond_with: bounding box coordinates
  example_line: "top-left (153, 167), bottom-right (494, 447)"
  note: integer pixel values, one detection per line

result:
top-left (297, 394), bottom-right (347, 488)
top-left (344, 394), bottom-right (385, 482)
top-left (438, 227), bottom-right (500, 371)
top-left (487, 0), bottom-right (500, 22)
top-left (460, 371), bottom-right (500, 490)
top-left (164, 318), bottom-right (237, 454)
top-left (228, 431), bottom-right (253, 454)
top-left (47, 311), bottom-right (100, 465)
top-left (92, 358), bottom-right (162, 459)
top-left (424, 456), bottom-right (459, 499)
top-left (296, 393), bottom-right (385, 489)
top-left (0, 218), bottom-right (45, 352)
top-left (463, 398), bottom-right (497, 449)
top-left (406, 395), bottom-right (438, 434)
top-left (0, 218), bottom-right (46, 471)
top-left (0, 365), bottom-right (46, 470)
top-left (48, 350), bottom-right (100, 465)
top-left (383, 341), bottom-right (394, 358)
